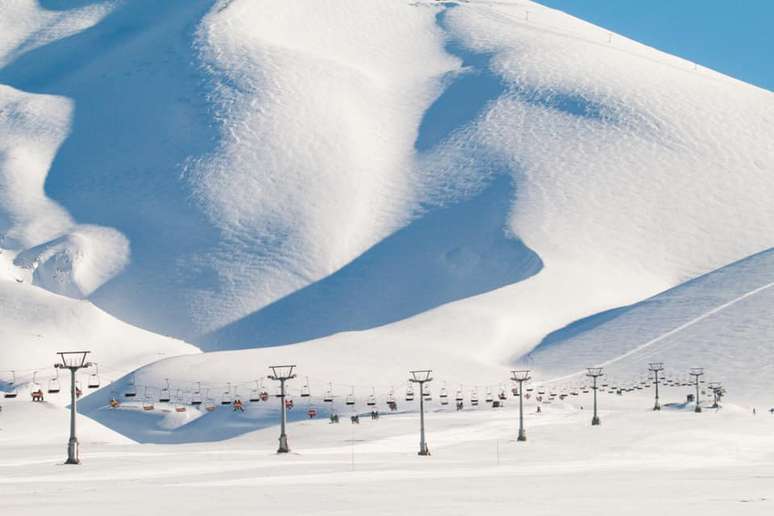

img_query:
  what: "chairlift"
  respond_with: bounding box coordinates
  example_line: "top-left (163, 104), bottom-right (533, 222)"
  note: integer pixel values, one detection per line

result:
top-left (222, 382), bottom-right (233, 405)
top-left (88, 363), bottom-right (101, 389)
top-left (455, 386), bottom-right (464, 403)
top-left (440, 383), bottom-right (449, 405)
top-left (174, 389), bottom-right (187, 413)
top-left (204, 390), bottom-right (216, 412)
top-left (250, 380), bottom-right (262, 402)
top-left (142, 386), bottom-right (154, 411)
top-left (471, 388), bottom-right (479, 406)
top-left (498, 385), bottom-right (507, 401)
top-left (159, 378), bottom-right (171, 402)
top-left (30, 372), bottom-right (44, 402)
top-left (124, 375), bottom-right (137, 397)
top-left (345, 387), bottom-right (355, 406)
top-left (423, 384), bottom-right (432, 401)
top-left (191, 382), bottom-right (202, 405)
top-left (301, 377), bottom-right (311, 398)
top-left (4, 370), bottom-right (18, 398)
top-left (485, 388), bottom-right (493, 404)
top-left (367, 387), bottom-right (376, 407)
top-left (405, 383), bottom-right (414, 402)
top-left (323, 383), bottom-right (334, 403)
top-left (307, 407), bottom-right (318, 418)
top-left (48, 370), bottom-right (61, 394)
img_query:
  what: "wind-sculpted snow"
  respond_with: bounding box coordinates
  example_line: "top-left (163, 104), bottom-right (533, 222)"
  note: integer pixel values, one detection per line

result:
top-left (0, 0), bottom-right (772, 409)
top-left (202, 175), bottom-right (542, 349)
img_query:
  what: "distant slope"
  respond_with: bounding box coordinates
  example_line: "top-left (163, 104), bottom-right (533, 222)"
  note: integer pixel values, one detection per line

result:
top-left (524, 248), bottom-right (774, 404)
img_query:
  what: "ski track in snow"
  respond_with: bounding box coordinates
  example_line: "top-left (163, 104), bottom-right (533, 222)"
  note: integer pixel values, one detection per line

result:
top-left (543, 279), bottom-right (774, 386)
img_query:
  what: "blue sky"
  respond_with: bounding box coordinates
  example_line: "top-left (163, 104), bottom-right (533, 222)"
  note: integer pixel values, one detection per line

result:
top-left (536, 0), bottom-right (773, 91)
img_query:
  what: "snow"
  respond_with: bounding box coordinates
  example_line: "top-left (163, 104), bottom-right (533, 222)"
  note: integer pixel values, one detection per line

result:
top-left (1, 0), bottom-right (770, 354)
top-left (3, 393), bottom-right (774, 515)
top-left (0, 1), bottom-right (773, 512)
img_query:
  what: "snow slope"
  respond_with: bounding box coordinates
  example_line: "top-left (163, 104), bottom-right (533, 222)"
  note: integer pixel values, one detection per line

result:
top-left (523, 248), bottom-right (774, 404)
top-left (1, 0), bottom-right (770, 356)
top-left (0, 0), bottom-right (773, 447)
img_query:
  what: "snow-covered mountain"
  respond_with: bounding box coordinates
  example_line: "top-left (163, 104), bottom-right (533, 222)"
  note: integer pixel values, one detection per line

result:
top-left (1, 0), bottom-right (772, 441)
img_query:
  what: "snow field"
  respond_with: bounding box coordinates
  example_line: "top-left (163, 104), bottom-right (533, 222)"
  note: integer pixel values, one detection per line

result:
top-left (2, 393), bottom-right (773, 515)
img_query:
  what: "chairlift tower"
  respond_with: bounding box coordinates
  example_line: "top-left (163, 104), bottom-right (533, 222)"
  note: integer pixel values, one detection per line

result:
top-left (409, 370), bottom-right (433, 456)
top-left (510, 370), bottom-right (531, 442)
top-left (648, 362), bottom-right (664, 410)
top-left (268, 365), bottom-right (296, 453)
top-left (586, 367), bottom-right (604, 426)
top-left (54, 351), bottom-right (92, 464)
top-left (689, 368), bottom-right (704, 413)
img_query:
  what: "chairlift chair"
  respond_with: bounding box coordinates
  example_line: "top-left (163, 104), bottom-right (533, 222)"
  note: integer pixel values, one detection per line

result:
top-left (222, 382), bottom-right (233, 405)
top-left (471, 388), bottom-right (479, 406)
top-left (204, 390), bottom-right (216, 412)
top-left (455, 386), bottom-right (464, 403)
top-left (440, 384), bottom-right (449, 405)
top-left (423, 384), bottom-right (432, 401)
top-left (159, 378), bottom-right (171, 403)
top-left (250, 380), bottom-right (262, 402)
top-left (124, 375), bottom-right (137, 397)
top-left (405, 383), bottom-right (414, 402)
top-left (367, 387), bottom-right (376, 407)
top-left (191, 382), bottom-right (202, 405)
top-left (301, 377), bottom-right (311, 398)
top-left (88, 363), bottom-right (101, 389)
top-left (345, 387), bottom-right (355, 406)
top-left (4, 370), bottom-right (18, 398)
top-left (174, 389), bottom-right (187, 413)
top-left (142, 387), bottom-right (154, 411)
top-left (323, 383), bottom-right (334, 403)
top-left (48, 371), bottom-right (61, 394)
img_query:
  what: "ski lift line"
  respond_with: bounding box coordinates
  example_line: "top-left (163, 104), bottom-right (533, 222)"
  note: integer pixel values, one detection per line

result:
top-left (539, 279), bottom-right (774, 386)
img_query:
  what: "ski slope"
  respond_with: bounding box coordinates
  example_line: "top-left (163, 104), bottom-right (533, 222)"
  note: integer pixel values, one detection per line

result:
top-left (524, 248), bottom-right (774, 404)
top-left (3, 395), bottom-right (774, 516)
top-left (0, 0), bottom-right (772, 455)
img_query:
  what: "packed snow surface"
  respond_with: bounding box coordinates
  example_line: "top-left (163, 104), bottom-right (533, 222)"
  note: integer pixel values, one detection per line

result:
top-left (3, 394), bottom-right (774, 516)
top-left (1, 0), bottom-right (773, 492)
